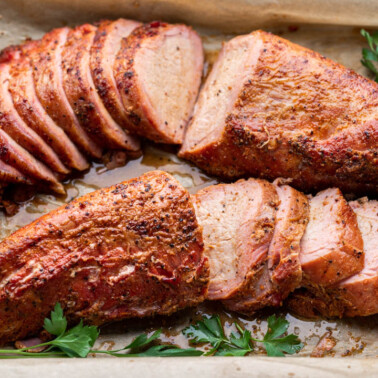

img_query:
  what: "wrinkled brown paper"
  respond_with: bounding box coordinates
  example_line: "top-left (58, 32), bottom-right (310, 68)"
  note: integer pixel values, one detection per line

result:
top-left (0, 0), bottom-right (377, 376)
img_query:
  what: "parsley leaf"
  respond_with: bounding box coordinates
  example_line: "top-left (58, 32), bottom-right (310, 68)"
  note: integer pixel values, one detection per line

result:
top-left (183, 315), bottom-right (226, 350)
top-left (0, 304), bottom-right (303, 358)
top-left (183, 315), bottom-right (253, 356)
top-left (253, 315), bottom-right (303, 357)
top-left (183, 314), bottom-right (303, 357)
top-left (43, 303), bottom-right (67, 336)
top-left (361, 29), bottom-right (378, 82)
top-left (51, 321), bottom-right (99, 358)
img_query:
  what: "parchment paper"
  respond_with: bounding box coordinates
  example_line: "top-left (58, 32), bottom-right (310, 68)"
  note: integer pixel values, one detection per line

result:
top-left (0, 1), bottom-right (377, 376)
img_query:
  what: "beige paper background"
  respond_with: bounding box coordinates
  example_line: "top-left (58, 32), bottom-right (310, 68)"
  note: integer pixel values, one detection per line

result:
top-left (0, 1), bottom-right (377, 376)
top-left (2, 0), bottom-right (378, 33)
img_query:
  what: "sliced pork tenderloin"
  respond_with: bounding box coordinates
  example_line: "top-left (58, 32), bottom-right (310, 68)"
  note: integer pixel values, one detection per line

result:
top-left (0, 171), bottom-right (209, 345)
top-left (91, 19), bottom-right (141, 128)
top-left (300, 188), bottom-right (364, 287)
top-left (114, 22), bottom-right (203, 144)
top-left (0, 160), bottom-right (30, 184)
top-left (342, 199), bottom-right (378, 316)
top-left (221, 180), bottom-right (308, 314)
top-left (288, 198), bottom-right (377, 318)
top-left (6, 42), bottom-right (89, 172)
top-left (0, 63), bottom-right (67, 175)
top-left (265, 181), bottom-right (309, 304)
top-left (31, 28), bottom-right (103, 159)
top-left (62, 24), bottom-right (141, 152)
top-left (193, 178), bottom-right (279, 315)
top-left (0, 129), bottom-right (64, 193)
top-left (179, 30), bottom-right (378, 195)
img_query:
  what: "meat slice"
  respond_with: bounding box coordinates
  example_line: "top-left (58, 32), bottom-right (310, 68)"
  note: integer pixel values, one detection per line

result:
top-left (0, 63), bottom-right (67, 174)
top-left (7, 43), bottom-right (89, 172)
top-left (91, 19), bottom-right (141, 127)
top-left (223, 181), bottom-right (308, 314)
top-left (0, 129), bottom-right (64, 193)
top-left (62, 24), bottom-right (141, 152)
top-left (0, 160), bottom-right (30, 184)
top-left (287, 198), bottom-right (378, 318)
top-left (193, 178), bottom-right (278, 314)
top-left (114, 22), bottom-right (203, 144)
top-left (300, 188), bottom-right (364, 286)
top-left (180, 30), bottom-right (378, 195)
top-left (343, 199), bottom-right (378, 316)
top-left (32, 27), bottom-right (102, 159)
top-left (264, 181), bottom-right (309, 304)
top-left (0, 171), bottom-right (209, 345)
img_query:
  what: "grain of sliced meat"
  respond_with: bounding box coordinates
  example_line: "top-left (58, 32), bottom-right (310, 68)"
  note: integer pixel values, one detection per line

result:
top-left (114, 22), bottom-right (203, 144)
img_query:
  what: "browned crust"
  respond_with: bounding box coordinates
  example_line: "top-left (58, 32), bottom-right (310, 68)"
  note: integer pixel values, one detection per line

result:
top-left (180, 30), bottom-right (378, 196)
top-left (0, 171), bottom-right (209, 345)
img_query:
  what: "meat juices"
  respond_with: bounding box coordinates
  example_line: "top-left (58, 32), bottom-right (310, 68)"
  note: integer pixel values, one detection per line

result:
top-left (0, 171), bottom-right (209, 345)
top-left (180, 30), bottom-right (378, 195)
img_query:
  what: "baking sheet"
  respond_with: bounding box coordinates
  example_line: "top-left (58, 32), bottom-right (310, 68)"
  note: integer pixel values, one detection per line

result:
top-left (0, 0), bottom-right (377, 376)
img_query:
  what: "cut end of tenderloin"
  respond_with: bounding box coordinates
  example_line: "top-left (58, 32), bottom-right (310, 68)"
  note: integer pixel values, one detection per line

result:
top-left (115, 22), bottom-right (204, 144)
top-left (299, 188), bottom-right (364, 286)
top-left (180, 33), bottom-right (261, 155)
top-left (193, 178), bottom-right (278, 307)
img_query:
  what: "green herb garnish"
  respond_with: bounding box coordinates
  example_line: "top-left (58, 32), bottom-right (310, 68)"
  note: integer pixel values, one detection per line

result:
top-left (361, 29), bottom-right (378, 82)
top-left (183, 314), bottom-right (303, 357)
top-left (0, 304), bottom-right (302, 358)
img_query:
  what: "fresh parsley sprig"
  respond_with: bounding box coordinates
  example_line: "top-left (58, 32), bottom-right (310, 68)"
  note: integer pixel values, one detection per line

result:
top-left (0, 304), bottom-right (200, 358)
top-left (361, 29), bottom-right (378, 82)
top-left (183, 315), bottom-right (303, 357)
top-left (0, 304), bottom-right (302, 358)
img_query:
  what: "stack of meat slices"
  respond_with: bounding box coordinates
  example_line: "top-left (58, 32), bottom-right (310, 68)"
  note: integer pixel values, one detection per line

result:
top-left (0, 20), bottom-right (203, 194)
top-left (193, 180), bottom-right (376, 318)
top-left (0, 171), bottom-right (376, 345)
